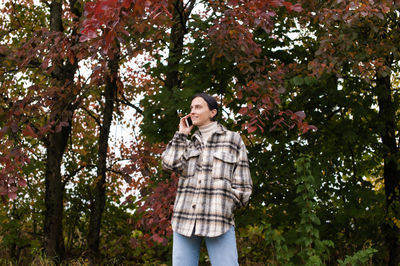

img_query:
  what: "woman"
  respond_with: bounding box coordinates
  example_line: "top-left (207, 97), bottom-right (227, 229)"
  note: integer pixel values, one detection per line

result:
top-left (162, 93), bottom-right (252, 266)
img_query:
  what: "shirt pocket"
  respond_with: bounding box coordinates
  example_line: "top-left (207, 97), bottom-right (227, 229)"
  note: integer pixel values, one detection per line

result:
top-left (182, 149), bottom-right (200, 178)
top-left (211, 151), bottom-right (237, 181)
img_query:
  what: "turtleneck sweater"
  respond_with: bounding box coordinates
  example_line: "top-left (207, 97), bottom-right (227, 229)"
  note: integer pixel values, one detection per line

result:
top-left (198, 121), bottom-right (218, 143)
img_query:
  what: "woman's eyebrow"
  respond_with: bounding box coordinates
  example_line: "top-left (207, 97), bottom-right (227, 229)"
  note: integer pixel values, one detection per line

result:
top-left (190, 104), bottom-right (202, 109)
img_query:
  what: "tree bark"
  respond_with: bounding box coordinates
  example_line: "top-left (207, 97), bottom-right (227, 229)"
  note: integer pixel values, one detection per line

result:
top-left (165, 0), bottom-right (196, 91)
top-left (157, 0), bottom-right (195, 140)
top-left (44, 120), bottom-right (71, 260)
top-left (165, 0), bottom-right (185, 91)
top-left (376, 73), bottom-right (400, 266)
top-left (43, 0), bottom-right (79, 260)
top-left (87, 51), bottom-right (119, 264)
top-left (43, 78), bottom-right (78, 260)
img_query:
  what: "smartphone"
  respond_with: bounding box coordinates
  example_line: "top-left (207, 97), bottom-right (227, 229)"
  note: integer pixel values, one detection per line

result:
top-left (185, 116), bottom-right (193, 127)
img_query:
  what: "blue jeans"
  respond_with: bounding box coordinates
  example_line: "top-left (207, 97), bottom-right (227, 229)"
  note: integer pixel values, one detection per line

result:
top-left (172, 226), bottom-right (239, 266)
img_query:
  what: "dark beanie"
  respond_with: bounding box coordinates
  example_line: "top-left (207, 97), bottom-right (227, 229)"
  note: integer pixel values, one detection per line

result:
top-left (192, 93), bottom-right (219, 120)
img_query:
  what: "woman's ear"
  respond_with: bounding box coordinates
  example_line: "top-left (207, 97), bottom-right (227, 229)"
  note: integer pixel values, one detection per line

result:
top-left (210, 109), bottom-right (217, 119)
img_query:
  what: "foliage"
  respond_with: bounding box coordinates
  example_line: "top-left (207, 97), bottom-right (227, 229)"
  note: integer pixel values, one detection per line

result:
top-left (0, 0), bottom-right (399, 264)
top-left (238, 156), bottom-right (333, 265)
top-left (293, 156), bottom-right (334, 265)
top-left (337, 247), bottom-right (378, 266)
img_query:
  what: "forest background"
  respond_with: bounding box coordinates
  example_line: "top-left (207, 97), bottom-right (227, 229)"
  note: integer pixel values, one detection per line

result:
top-left (0, 0), bottom-right (399, 265)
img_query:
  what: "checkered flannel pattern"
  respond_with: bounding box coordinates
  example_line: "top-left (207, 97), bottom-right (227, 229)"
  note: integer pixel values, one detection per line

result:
top-left (162, 123), bottom-right (252, 237)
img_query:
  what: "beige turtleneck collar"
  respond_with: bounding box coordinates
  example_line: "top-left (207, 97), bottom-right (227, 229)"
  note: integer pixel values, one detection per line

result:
top-left (198, 121), bottom-right (218, 143)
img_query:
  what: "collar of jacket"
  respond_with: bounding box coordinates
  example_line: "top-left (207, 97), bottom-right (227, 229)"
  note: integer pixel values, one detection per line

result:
top-left (191, 122), bottom-right (227, 142)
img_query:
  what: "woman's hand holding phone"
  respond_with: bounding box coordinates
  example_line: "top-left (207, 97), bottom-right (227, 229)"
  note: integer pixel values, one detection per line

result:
top-left (179, 115), bottom-right (193, 135)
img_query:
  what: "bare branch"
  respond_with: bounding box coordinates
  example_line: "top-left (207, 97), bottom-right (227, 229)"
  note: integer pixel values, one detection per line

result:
top-left (62, 164), bottom-right (96, 187)
top-left (118, 93), bottom-right (143, 114)
top-left (80, 105), bottom-right (101, 126)
top-left (184, 0), bottom-right (197, 21)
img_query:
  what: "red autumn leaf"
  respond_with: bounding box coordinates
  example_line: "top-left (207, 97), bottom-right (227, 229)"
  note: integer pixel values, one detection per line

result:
top-left (291, 3), bottom-right (303, 12)
top-left (261, 95), bottom-right (271, 104)
top-left (151, 234), bottom-right (165, 245)
top-left (18, 178), bottom-right (27, 187)
top-left (270, 0), bottom-right (284, 8)
top-left (80, 28), bottom-right (98, 42)
top-left (294, 111), bottom-right (306, 120)
top-left (248, 119), bottom-right (258, 126)
top-left (239, 107), bottom-right (248, 115)
top-left (0, 185), bottom-right (7, 196)
top-left (302, 124), bottom-right (318, 134)
top-left (22, 124), bottom-right (38, 138)
top-left (248, 125), bottom-right (257, 133)
top-left (308, 125), bottom-right (318, 131)
top-left (8, 192), bottom-right (17, 200)
top-left (68, 51), bottom-right (75, 65)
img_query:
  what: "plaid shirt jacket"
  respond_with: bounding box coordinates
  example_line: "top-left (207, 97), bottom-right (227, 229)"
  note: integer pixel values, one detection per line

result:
top-left (162, 123), bottom-right (252, 237)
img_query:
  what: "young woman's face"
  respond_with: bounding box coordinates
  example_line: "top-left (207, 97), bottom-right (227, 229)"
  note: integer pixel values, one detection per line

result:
top-left (190, 97), bottom-right (216, 127)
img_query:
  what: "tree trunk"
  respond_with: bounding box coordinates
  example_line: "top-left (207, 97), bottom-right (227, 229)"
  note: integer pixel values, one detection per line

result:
top-left (87, 52), bottom-right (119, 264)
top-left (165, 0), bottom-right (195, 91)
top-left (165, 0), bottom-right (185, 91)
top-left (376, 74), bottom-right (400, 266)
top-left (43, 69), bottom-right (77, 261)
top-left (43, 0), bottom-right (79, 260)
top-left (159, 0), bottom-right (195, 136)
top-left (44, 123), bottom-right (71, 260)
